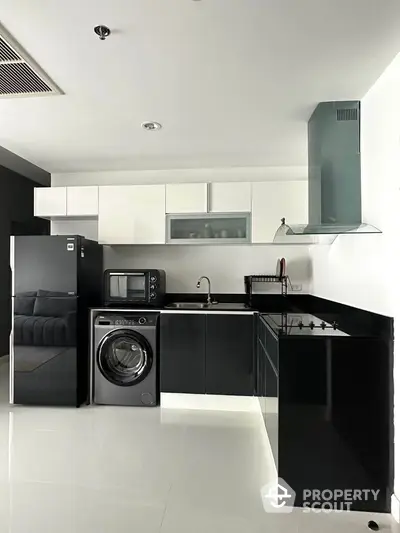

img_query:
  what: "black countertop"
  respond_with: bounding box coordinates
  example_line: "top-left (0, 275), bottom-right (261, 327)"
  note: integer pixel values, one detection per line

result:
top-left (93, 292), bottom-right (393, 340)
top-left (164, 302), bottom-right (252, 311)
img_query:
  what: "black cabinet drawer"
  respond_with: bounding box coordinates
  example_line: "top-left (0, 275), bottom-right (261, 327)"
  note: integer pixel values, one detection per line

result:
top-left (160, 313), bottom-right (206, 393)
top-left (206, 314), bottom-right (254, 396)
top-left (257, 315), bottom-right (278, 468)
top-left (264, 322), bottom-right (278, 372)
top-left (257, 318), bottom-right (278, 399)
top-left (265, 351), bottom-right (278, 398)
top-left (257, 318), bottom-right (279, 373)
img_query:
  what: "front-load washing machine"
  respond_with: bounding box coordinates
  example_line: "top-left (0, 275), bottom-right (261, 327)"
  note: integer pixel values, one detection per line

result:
top-left (93, 312), bottom-right (159, 406)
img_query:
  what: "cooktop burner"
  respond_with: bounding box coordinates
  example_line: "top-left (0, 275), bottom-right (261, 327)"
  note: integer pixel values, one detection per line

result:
top-left (261, 313), bottom-right (349, 337)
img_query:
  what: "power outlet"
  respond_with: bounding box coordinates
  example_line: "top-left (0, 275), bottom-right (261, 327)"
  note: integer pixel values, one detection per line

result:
top-left (290, 284), bottom-right (303, 292)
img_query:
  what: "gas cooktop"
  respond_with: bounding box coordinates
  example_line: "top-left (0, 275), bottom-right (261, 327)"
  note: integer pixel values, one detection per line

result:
top-left (261, 313), bottom-right (349, 337)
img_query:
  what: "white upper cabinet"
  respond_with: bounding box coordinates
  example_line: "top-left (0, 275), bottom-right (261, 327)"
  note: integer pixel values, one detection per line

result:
top-left (34, 187), bottom-right (67, 217)
top-left (251, 181), bottom-right (308, 243)
top-left (131, 185), bottom-right (166, 244)
top-left (98, 186), bottom-right (135, 244)
top-left (166, 182), bottom-right (251, 213)
top-left (98, 185), bottom-right (166, 245)
top-left (36, 180), bottom-right (310, 245)
top-left (209, 182), bottom-right (251, 212)
top-left (66, 186), bottom-right (98, 216)
top-left (166, 183), bottom-right (207, 213)
top-left (35, 186), bottom-right (98, 218)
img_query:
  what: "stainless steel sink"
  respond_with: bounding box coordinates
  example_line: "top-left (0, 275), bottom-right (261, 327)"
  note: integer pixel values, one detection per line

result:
top-left (166, 302), bottom-right (210, 309)
top-left (211, 303), bottom-right (250, 310)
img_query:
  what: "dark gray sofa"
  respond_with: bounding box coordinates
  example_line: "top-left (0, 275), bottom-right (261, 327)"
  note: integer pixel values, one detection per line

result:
top-left (14, 290), bottom-right (76, 347)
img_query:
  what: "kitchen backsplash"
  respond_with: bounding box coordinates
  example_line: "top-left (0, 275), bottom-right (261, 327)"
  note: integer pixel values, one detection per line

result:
top-left (104, 245), bottom-right (311, 294)
top-left (51, 220), bottom-right (311, 293)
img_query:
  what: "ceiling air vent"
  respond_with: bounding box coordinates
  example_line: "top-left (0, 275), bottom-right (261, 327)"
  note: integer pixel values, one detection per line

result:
top-left (0, 24), bottom-right (62, 98)
top-left (336, 108), bottom-right (358, 121)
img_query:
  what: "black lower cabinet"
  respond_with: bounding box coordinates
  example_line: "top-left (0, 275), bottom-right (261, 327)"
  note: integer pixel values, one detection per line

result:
top-left (279, 338), bottom-right (391, 512)
top-left (206, 314), bottom-right (254, 395)
top-left (257, 315), bottom-right (392, 513)
top-left (160, 312), bottom-right (254, 396)
top-left (257, 317), bottom-right (279, 467)
top-left (160, 313), bottom-right (206, 393)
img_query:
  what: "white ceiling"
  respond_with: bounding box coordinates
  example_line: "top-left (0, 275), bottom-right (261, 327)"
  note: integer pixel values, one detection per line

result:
top-left (0, 0), bottom-right (399, 174)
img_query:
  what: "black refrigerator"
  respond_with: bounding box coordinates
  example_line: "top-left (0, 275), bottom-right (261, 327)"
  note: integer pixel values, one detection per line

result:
top-left (10, 235), bottom-right (103, 406)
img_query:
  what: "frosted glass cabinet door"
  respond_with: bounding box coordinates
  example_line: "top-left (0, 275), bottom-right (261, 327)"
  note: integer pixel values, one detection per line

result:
top-left (34, 187), bottom-right (67, 217)
top-left (166, 183), bottom-right (208, 213)
top-left (209, 182), bottom-right (251, 212)
top-left (167, 214), bottom-right (250, 244)
top-left (98, 186), bottom-right (135, 244)
top-left (251, 181), bottom-right (308, 243)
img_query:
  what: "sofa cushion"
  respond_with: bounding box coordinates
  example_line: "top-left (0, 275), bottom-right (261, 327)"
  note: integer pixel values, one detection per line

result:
top-left (33, 289), bottom-right (76, 318)
top-left (14, 291), bottom-right (37, 316)
top-left (14, 314), bottom-right (76, 347)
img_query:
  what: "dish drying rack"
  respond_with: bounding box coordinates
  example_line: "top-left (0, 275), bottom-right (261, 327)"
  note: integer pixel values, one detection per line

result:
top-left (244, 274), bottom-right (293, 306)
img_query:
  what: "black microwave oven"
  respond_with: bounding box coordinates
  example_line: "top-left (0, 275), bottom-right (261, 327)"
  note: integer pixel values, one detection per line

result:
top-left (103, 269), bottom-right (166, 306)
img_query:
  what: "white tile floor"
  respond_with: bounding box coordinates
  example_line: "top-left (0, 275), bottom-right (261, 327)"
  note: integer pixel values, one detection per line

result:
top-left (0, 360), bottom-right (397, 532)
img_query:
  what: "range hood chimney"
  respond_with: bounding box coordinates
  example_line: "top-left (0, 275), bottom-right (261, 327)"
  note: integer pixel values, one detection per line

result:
top-left (274, 101), bottom-right (380, 242)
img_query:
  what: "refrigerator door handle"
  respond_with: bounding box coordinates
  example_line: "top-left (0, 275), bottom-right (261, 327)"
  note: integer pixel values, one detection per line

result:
top-left (10, 236), bottom-right (15, 404)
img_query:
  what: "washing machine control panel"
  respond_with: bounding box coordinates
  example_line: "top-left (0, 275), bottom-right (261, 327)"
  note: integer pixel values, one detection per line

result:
top-left (115, 318), bottom-right (136, 326)
top-left (96, 314), bottom-right (157, 327)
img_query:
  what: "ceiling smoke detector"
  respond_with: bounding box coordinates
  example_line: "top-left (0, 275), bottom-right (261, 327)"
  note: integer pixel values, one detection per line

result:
top-left (141, 121), bottom-right (162, 131)
top-left (94, 25), bottom-right (111, 40)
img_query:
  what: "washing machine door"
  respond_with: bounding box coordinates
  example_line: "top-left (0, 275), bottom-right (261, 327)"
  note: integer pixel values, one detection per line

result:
top-left (97, 329), bottom-right (153, 386)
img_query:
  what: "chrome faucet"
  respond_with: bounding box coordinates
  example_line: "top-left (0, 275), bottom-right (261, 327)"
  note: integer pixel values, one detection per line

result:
top-left (196, 276), bottom-right (215, 305)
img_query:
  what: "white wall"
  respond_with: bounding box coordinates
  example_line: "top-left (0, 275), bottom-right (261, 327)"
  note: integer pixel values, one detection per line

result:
top-left (51, 166), bottom-right (307, 187)
top-left (102, 245), bottom-right (311, 294)
top-left (51, 166), bottom-right (311, 294)
top-left (51, 217), bottom-right (311, 294)
top-left (51, 219), bottom-right (98, 241)
top-left (310, 53), bottom-right (400, 502)
top-left (310, 69), bottom-right (400, 315)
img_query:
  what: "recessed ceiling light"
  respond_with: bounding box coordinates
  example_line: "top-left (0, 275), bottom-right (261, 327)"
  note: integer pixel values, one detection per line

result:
top-left (141, 121), bottom-right (162, 131)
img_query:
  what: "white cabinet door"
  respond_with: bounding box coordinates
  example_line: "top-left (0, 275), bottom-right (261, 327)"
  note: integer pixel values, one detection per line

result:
top-left (252, 181), bottom-right (308, 243)
top-left (34, 187), bottom-right (67, 217)
top-left (66, 186), bottom-right (98, 216)
top-left (209, 182), bottom-right (251, 212)
top-left (98, 186), bottom-right (135, 244)
top-left (98, 185), bottom-right (166, 245)
top-left (166, 183), bottom-right (207, 213)
top-left (131, 185), bottom-right (166, 244)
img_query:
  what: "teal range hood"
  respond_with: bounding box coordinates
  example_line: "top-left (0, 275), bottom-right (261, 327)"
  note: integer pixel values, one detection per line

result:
top-left (274, 101), bottom-right (381, 242)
